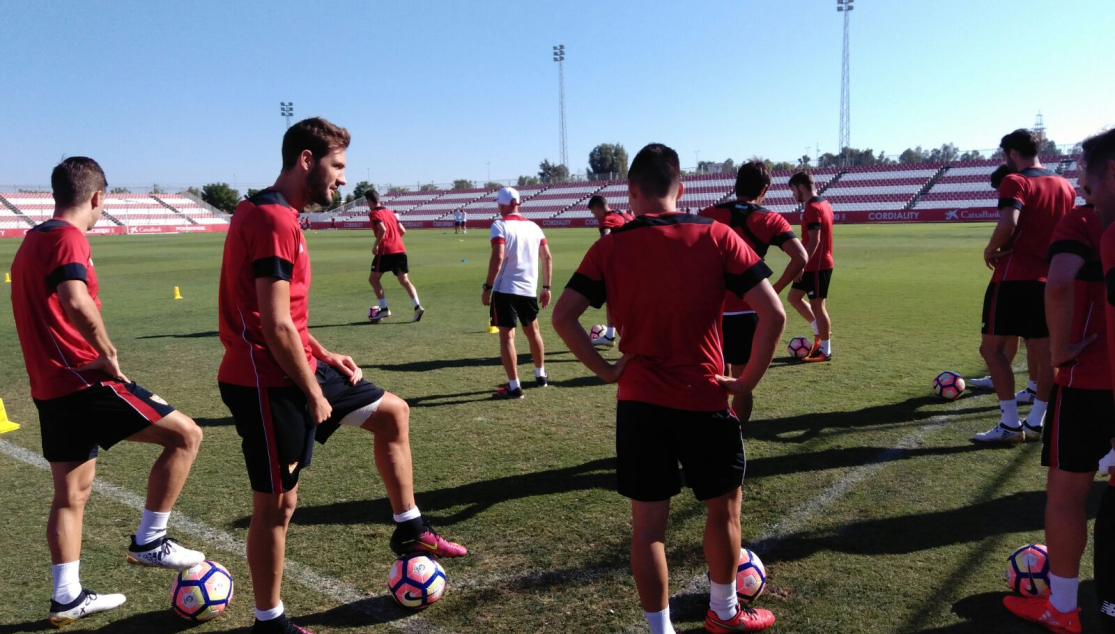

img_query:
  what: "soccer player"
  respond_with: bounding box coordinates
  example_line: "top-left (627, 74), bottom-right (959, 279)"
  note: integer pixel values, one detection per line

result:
top-left (786, 172), bottom-right (835, 362)
top-left (367, 189), bottom-right (423, 322)
top-left (453, 208), bottom-right (463, 234)
top-left (11, 157), bottom-right (206, 627)
top-left (588, 194), bottom-right (630, 347)
top-left (218, 118), bottom-right (465, 634)
top-left (974, 129), bottom-right (1076, 443)
top-left (1002, 163), bottom-right (1110, 632)
top-left (461, 208), bottom-right (468, 233)
top-left (700, 160), bottom-right (807, 421)
top-left (482, 187), bottom-right (553, 399)
top-left (553, 144), bottom-right (784, 634)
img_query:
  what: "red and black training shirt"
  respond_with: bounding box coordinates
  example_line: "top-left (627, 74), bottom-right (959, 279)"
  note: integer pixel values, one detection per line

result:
top-left (598, 211), bottom-right (630, 236)
top-left (369, 206), bottom-right (406, 255)
top-left (802, 196), bottom-right (834, 272)
top-left (700, 201), bottom-right (796, 314)
top-left (994, 167), bottom-right (1076, 283)
top-left (566, 212), bottom-right (772, 412)
top-left (1047, 206), bottom-right (1109, 390)
top-left (218, 189), bottom-right (314, 387)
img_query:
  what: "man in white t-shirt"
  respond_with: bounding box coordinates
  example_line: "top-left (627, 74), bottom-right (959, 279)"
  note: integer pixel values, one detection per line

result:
top-left (453, 209), bottom-right (463, 234)
top-left (481, 187), bottom-right (553, 399)
top-left (460, 209), bottom-right (468, 234)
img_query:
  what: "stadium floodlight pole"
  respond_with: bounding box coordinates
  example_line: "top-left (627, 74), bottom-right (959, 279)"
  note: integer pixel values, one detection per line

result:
top-left (553, 45), bottom-right (568, 170)
top-left (837, 0), bottom-right (853, 166)
top-left (280, 102), bottom-right (294, 129)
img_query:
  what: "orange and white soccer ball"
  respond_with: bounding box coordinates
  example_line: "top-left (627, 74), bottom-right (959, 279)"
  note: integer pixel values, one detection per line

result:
top-left (933, 371), bottom-right (966, 401)
top-left (735, 548), bottom-right (767, 603)
top-left (787, 336), bottom-right (811, 359)
top-left (389, 553), bottom-right (447, 610)
top-left (589, 324), bottom-right (608, 340)
top-left (1006, 543), bottom-right (1050, 597)
top-left (171, 560), bottom-right (233, 622)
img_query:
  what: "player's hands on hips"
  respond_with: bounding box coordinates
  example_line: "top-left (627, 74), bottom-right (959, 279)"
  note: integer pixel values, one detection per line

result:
top-left (76, 353), bottom-right (129, 384)
top-left (308, 393), bottom-right (333, 426)
top-left (1052, 332), bottom-right (1100, 368)
top-left (715, 374), bottom-right (755, 397)
top-left (600, 353), bottom-right (633, 383)
top-left (481, 289), bottom-right (491, 306)
top-left (539, 289), bottom-right (552, 309)
top-left (325, 353), bottom-right (363, 385)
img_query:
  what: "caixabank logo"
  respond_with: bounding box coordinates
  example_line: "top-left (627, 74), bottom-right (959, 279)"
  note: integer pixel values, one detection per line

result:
top-left (959, 209), bottom-right (999, 220)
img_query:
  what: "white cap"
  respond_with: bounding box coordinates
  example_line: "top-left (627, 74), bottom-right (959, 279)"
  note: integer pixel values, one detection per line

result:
top-left (496, 187), bottom-right (520, 205)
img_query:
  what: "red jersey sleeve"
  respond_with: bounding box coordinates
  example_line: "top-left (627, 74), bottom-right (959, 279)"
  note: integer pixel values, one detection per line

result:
top-left (717, 225), bottom-right (772, 297)
top-left (803, 204), bottom-right (822, 230)
top-left (998, 174), bottom-right (1027, 211)
top-left (601, 214), bottom-right (624, 230)
top-left (565, 240), bottom-right (607, 308)
top-left (46, 230), bottom-right (92, 288)
top-left (246, 209), bottom-right (301, 281)
top-left (756, 212), bottom-right (797, 247)
top-left (698, 206), bottom-right (731, 226)
top-left (1048, 208), bottom-right (1096, 261)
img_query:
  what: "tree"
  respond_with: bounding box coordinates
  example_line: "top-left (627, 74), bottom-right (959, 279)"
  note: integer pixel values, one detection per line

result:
top-left (798, 155), bottom-right (812, 168)
top-left (110, 187), bottom-right (131, 194)
top-left (328, 189), bottom-right (342, 210)
top-left (588, 143), bottom-right (629, 178)
top-left (517, 175), bottom-right (540, 187)
top-left (958, 150), bottom-right (984, 162)
top-left (483, 181), bottom-right (502, 189)
top-left (898, 146), bottom-right (927, 165)
top-left (387, 186), bottom-right (408, 195)
top-left (1040, 139), bottom-right (1063, 157)
top-left (184, 187), bottom-right (202, 198)
top-left (452, 179), bottom-right (475, 190)
top-left (538, 160), bottom-right (569, 184)
top-left (723, 158), bottom-right (736, 174)
top-left (924, 143), bottom-right (960, 164)
top-left (418, 183), bottom-right (439, 192)
top-left (350, 180), bottom-right (374, 201)
top-left (201, 182), bottom-right (241, 213)
top-left (245, 188), bottom-right (263, 199)
top-left (151, 184), bottom-right (166, 194)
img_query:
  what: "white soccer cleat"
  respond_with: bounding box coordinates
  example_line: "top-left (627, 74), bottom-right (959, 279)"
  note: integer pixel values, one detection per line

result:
top-left (1016, 387), bottom-right (1037, 404)
top-left (972, 423), bottom-right (1025, 443)
top-left (49, 590), bottom-right (126, 627)
top-left (413, 305), bottom-right (425, 322)
top-left (591, 335), bottom-right (615, 348)
top-left (1022, 422), bottom-right (1043, 441)
top-left (968, 376), bottom-right (995, 390)
top-left (126, 535), bottom-right (205, 569)
top-left (368, 306), bottom-right (390, 322)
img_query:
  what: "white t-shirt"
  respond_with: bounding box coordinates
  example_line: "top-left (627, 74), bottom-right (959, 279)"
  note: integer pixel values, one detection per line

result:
top-left (490, 214), bottom-right (547, 296)
top-left (454, 210), bottom-right (463, 222)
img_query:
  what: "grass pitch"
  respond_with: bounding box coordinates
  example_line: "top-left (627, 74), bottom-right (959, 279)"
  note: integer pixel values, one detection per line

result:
top-left (0, 224), bottom-right (1105, 633)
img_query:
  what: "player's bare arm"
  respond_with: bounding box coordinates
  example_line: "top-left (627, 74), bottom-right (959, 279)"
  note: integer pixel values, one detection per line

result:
top-left (256, 276), bottom-right (331, 424)
top-left (482, 242), bottom-right (505, 307)
top-left (307, 333), bottom-right (362, 386)
top-left (539, 243), bottom-right (553, 309)
top-left (718, 280), bottom-right (785, 395)
top-left (1045, 252), bottom-right (1097, 367)
top-left (983, 208), bottom-right (1019, 269)
top-left (773, 238), bottom-right (807, 294)
top-left (372, 220), bottom-right (385, 255)
top-left (57, 279), bottom-right (127, 381)
top-left (798, 229), bottom-right (820, 281)
top-left (551, 288), bottom-right (630, 383)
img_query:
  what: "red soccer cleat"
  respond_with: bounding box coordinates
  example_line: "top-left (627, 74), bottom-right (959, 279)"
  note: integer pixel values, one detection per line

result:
top-left (704, 606), bottom-right (776, 633)
top-left (1003, 595), bottom-right (1081, 634)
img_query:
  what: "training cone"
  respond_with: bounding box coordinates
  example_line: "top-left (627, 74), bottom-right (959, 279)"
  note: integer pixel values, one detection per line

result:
top-left (0, 399), bottom-right (20, 434)
top-left (173, 286), bottom-right (183, 300)
top-left (487, 319), bottom-right (499, 334)
top-left (4, 272), bottom-right (10, 283)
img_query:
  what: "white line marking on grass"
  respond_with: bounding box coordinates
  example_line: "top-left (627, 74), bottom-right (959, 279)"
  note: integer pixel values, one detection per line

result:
top-left (0, 439), bottom-right (455, 634)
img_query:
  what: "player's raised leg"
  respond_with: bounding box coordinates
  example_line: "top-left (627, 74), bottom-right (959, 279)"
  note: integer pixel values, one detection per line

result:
top-left (396, 272), bottom-right (423, 322)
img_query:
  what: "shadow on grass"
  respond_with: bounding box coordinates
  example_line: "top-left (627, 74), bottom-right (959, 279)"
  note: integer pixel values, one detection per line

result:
top-left (0, 609), bottom-right (198, 633)
top-left (195, 417), bottom-right (234, 427)
top-left (135, 330), bottom-right (218, 340)
top-left (406, 389), bottom-right (500, 408)
top-left (362, 350), bottom-right (572, 373)
top-left (913, 583), bottom-right (1101, 632)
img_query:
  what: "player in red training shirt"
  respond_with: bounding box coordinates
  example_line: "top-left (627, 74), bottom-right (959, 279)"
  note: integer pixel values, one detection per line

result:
top-left (974, 129), bottom-right (1076, 443)
top-left (700, 159), bottom-right (807, 421)
top-left (365, 188), bottom-right (423, 323)
top-left (588, 194), bottom-right (631, 347)
top-left (786, 171), bottom-right (835, 362)
top-left (11, 158), bottom-right (206, 627)
top-left (217, 119), bottom-right (465, 634)
top-left (553, 144), bottom-right (784, 634)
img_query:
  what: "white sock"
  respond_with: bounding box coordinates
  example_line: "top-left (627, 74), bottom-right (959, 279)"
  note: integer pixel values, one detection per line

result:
top-left (508, 378), bottom-right (521, 391)
top-left (644, 606), bottom-right (676, 634)
top-left (810, 320), bottom-right (820, 336)
top-left (412, 296), bottom-right (421, 307)
top-left (1026, 400), bottom-right (1048, 428)
top-left (820, 339), bottom-right (831, 355)
top-left (136, 509), bottom-right (170, 546)
top-left (254, 602), bottom-right (285, 622)
top-left (51, 561), bottom-right (81, 605)
top-left (1000, 400), bottom-right (1020, 427)
top-left (379, 298), bottom-right (388, 309)
top-left (1049, 573), bottom-right (1078, 613)
top-left (710, 579), bottom-right (740, 621)
top-left (1027, 379), bottom-right (1037, 392)
top-left (606, 326), bottom-right (616, 338)
top-left (535, 367), bottom-right (546, 378)
top-left (392, 507), bottom-right (421, 523)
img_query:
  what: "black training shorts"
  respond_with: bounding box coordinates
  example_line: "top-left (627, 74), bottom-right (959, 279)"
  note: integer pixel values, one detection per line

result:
top-left (36, 381), bottom-right (175, 462)
top-left (490, 291), bottom-right (540, 328)
top-left (371, 252), bottom-right (409, 275)
top-left (722, 313), bottom-right (759, 366)
top-left (1042, 384), bottom-right (1115, 473)
top-left (982, 280), bottom-right (1048, 339)
top-left (791, 268), bottom-right (833, 300)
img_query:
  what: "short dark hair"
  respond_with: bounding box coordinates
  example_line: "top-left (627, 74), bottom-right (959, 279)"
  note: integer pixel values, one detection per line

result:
top-left (51, 157), bottom-right (107, 208)
top-left (788, 171), bottom-right (815, 189)
top-left (735, 159), bottom-right (771, 200)
top-left (989, 164), bottom-right (1013, 189)
top-left (628, 143), bottom-right (681, 198)
top-left (1082, 130), bottom-right (1115, 177)
top-left (587, 195), bottom-right (607, 210)
top-left (364, 189), bottom-right (380, 206)
top-left (282, 117), bottom-right (351, 170)
top-left (999, 128), bottom-right (1040, 158)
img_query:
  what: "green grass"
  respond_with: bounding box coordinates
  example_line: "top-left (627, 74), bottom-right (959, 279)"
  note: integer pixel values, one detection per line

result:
top-left (0, 224), bottom-right (1104, 633)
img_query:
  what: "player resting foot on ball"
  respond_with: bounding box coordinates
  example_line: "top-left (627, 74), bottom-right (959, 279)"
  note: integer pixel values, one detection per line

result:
top-left (588, 195), bottom-right (633, 347)
top-left (785, 172), bottom-right (835, 363)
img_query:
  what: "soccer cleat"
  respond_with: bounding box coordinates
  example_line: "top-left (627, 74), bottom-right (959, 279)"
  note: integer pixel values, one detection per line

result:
top-left (591, 334), bottom-right (616, 348)
top-left (535, 375), bottom-right (549, 387)
top-left (368, 306), bottom-right (391, 322)
top-left (251, 615), bottom-right (316, 634)
top-left (968, 376), bottom-right (995, 390)
top-left (704, 606), bottom-right (776, 633)
top-left (49, 590), bottom-right (126, 628)
top-left (126, 535), bottom-right (205, 569)
top-left (801, 350), bottom-right (831, 363)
top-left (412, 305), bottom-right (425, 322)
top-left (808, 335), bottom-right (821, 356)
top-left (1003, 595), bottom-right (1081, 634)
top-left (1017, 387), bottom-right (1037, 404)
top-left (972, 422), bottom-right (1025, 443)
top-left (390, 520), bottom-right (468, 558)
top-left (494, 384), bottom-right (524, 400)
top-left (1022, 422), bottom-right (1044, 441)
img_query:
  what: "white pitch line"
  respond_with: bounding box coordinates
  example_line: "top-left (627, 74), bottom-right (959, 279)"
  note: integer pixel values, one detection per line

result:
top-left (0, 439), bottom-right (455, 634)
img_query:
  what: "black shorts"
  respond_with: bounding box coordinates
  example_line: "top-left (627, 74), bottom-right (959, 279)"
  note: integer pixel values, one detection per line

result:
top-left (36, 381), bottom-right (176, 462)
top-left (615, 401), bottom-right (746, 502)
top-left (722, 313), bottom-right (759, 366)
top-left (220, 361), bottom-right (386, 493)
top-left (455, 221), bottom-right (465, 227)
top-left (791, 269), bottom-right (833, 299)
top-left (982, 280), bottom-right (1048, 339)
top-left (1042, 385), bottom-right (1115, 473)
top-left (490, 292), bottom-right (540, 328)
top-left (372, 252), bottom-right (409, 275)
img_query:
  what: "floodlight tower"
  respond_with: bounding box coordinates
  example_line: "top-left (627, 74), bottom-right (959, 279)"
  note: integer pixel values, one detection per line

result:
top-left (837, 0), bottom-right (853, 165)
top-left (280, 102), bottom-right (294, 129)
top-left (553, 45), bottom-right (568, 170)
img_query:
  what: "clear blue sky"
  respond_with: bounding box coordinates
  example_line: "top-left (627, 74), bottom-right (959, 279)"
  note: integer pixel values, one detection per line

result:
top-left (2, 0), bottom-right (1110, 192)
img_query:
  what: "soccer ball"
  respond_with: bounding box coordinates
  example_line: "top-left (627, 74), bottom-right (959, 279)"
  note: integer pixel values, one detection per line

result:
top-left (171, 560), bottom-right (233, 622)
top-left (589, 324), bottom-right (608, 340)
top-left (735, 548), bottom-right (767, 604)
top-left (389, 553), bottom-right (447, 610)
top-left (787, 337), bottom-right (812, 359)
top-left (1006, 543), bottom-right (1050, 597)
top-left (932, 371), bottom-right (966, 401)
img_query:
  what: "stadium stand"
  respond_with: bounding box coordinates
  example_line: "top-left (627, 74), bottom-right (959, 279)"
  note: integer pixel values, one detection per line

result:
top-left (0, 192), bottom-right (230, 230)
